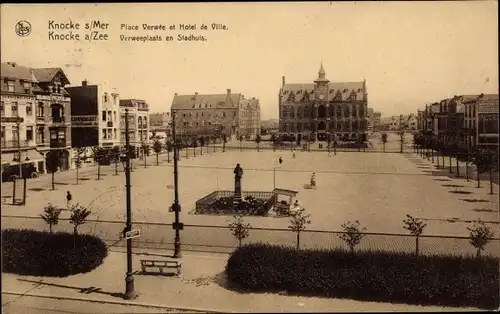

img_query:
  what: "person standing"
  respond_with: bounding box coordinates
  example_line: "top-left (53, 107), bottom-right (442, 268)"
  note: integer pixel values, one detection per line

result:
top-left (279, 157), bottom-right (283, 164)
top-left (66, 191), bottom-right (72, 208)
top-left (310, 172), bottom-right (316, 189)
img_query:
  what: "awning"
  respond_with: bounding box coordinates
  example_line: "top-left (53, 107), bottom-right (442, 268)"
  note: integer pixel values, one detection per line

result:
top-left (1, 150), bottom-right (44, 165)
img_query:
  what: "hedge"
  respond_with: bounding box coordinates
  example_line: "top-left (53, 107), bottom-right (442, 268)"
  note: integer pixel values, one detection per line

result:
top-left (226, 244), bottom-right (499, 309)
top-left (2, 229), bottom-right (108, 277)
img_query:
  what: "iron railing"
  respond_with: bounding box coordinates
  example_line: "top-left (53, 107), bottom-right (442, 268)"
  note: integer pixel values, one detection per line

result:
top-left (2, 216), bottom-right (498, 257)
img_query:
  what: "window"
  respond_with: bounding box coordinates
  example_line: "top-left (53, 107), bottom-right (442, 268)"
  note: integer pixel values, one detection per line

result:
top-left (1, 126), bottom-right (5, 141)
top-left (1, 101), bottom-right (4, 116)
top-left (12, 126), bottom-right (18, 141)
top-left (113, 111), bottom-right (117, 122)
top-left (103, 93), bottom-right (108, 103)
top-left (102, 129), bottom-right (107, 140)
top-left (7, 81), bottom-right (14, 92)
top-left (26, 103), bottom-right (33, 115)
top-left (11, 102), bottom-right (18, 116)
top-left (37, 102), bottom-right (44, 117)
top-left (26, 126), bottom-right (33, 141)
top-left (23, 81), bottom-right (30, 93)
top-left (102, 111), bottom-right (106, 121)
top-left (107, 111), bottom-right (112, 121)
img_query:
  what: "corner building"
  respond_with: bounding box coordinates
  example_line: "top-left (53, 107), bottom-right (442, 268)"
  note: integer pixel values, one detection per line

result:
top-left (279, 64), bottom-right (368, 142)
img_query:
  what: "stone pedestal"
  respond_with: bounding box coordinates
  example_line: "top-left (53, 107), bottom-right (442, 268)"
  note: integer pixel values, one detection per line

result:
top-left (233, 163), bottom-right (243, 205)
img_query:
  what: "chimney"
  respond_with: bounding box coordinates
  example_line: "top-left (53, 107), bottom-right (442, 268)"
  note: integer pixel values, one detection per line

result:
top-left (227, 89), bottom-right (231, 95)
top-left (282, 76), bottom-right (285, 87)
top-left (82, 80), bottom-right (87, 87)
top-left (174, 93), bottom-right (178, 96)
top-left (195, 92), bottom-right (198, 96)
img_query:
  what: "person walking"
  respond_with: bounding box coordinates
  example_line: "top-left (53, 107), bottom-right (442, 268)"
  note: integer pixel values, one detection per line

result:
top-left (279, 157), bottom-right (283, 164)
top-left (66, 191), bottom-right (72, 208)
top-left (310, 172), bottom-right (316, 189)
top-left (292, 151), bottom-right (296, 159)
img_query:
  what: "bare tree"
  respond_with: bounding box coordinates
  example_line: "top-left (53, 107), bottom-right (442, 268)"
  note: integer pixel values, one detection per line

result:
top-left (229, 215), bottom-right (252, 247)
top-left (288, 208), bottom-right (311, 249)
top-left (69, 203), bottom-right (92, 248)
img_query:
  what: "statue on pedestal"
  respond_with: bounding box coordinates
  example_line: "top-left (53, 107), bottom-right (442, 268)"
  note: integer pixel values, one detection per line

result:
top-left (233, 163), bottom-right (243, 204)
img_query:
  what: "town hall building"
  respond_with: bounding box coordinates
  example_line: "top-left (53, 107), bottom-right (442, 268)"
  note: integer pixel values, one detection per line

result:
top-left (279, 64), bottom-right (368, 142)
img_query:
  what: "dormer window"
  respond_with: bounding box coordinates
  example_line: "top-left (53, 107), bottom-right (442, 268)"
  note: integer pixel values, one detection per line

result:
top-left (343, 89), bottom-right (348, 93)
top-left (297, 90), bottom-right (302, 94)
top-left (283, 90), bottom-right (288, 95)
top-left (357, 88), bottom-right (362, 92)
top-left (329, 89), bottom-right (334, 93)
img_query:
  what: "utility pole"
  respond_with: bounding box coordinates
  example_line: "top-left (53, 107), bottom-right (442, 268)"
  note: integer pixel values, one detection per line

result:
top-left (16, 111), bottom-right (22, 177)
top-left (123, 109), bottom-right (136, 300)
top-left (171, 110), bottom-right (183, 258)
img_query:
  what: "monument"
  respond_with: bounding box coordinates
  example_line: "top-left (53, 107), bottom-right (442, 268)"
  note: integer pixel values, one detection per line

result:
top-left (233, 163), bottom-right (243, 204)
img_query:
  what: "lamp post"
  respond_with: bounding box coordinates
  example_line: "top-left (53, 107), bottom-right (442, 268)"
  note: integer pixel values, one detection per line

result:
top-left (122, 109), bottom-right (136, 300)
top-left (16, 112), bottom-right (22, 177)
top-left (171, 110), bottom-right (183, 258)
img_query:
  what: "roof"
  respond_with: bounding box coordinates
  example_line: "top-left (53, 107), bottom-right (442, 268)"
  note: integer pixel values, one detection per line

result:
top-left (31, 68), bottom-right (70, 85)
top-left (281, 81), bottom-right (365, 103)
top-left (1, 62), bottom-right (34, 81)
top-left (171, 93), bottom-right (242, 110)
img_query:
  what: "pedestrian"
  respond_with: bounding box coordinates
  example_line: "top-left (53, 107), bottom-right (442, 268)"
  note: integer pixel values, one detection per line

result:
top-left (66, 191), bottom-right (72, 208)
top-left (279, 157), bottom-right (283, 164)
top-left (310, 172), bottom-right (316, 189)
top-left (293, 152), bottom-right (296, 158)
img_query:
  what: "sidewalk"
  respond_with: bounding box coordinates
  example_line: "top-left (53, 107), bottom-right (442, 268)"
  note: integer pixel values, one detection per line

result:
top-left (2, 248), bottom-right (480, 312)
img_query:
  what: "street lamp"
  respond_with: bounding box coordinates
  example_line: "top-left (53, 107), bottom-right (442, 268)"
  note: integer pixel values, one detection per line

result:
top-left (171, 110), bottom-right (183, 258)
top-left (122, 109), bottom-right (136, 300)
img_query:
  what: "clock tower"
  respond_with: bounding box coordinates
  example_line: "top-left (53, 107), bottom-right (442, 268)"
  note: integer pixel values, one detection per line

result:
top-left (313, 63), bottom-right (330, 140)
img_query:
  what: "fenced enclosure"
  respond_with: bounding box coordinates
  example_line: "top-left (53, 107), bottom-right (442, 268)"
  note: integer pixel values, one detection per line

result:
top-left (2, 216), bottom-right (498, 257)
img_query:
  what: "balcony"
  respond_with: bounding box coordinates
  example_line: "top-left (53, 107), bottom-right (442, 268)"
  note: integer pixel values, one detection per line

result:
top-left (1, 140), bottom-right (35, 151)
top-left (51, 116), bottom-right (66, 124)
top-left (49, 139), bottom-right (69, 148)
top-left (36, 116), bottom-right (46, 124)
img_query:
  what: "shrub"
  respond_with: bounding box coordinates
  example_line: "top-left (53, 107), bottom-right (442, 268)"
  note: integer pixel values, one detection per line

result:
top-left (2, 228), bottom-right (108, 277)
top-left (226, 244), bottom-right (499, 309)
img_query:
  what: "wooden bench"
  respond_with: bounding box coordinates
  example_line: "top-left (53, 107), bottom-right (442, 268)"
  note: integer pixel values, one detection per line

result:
top-left (140, 259), bottom-right (182, 277)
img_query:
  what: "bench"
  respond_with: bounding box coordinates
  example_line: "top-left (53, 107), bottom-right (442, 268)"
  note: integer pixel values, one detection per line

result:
top-left (140, 259), bottom-right (182, 277)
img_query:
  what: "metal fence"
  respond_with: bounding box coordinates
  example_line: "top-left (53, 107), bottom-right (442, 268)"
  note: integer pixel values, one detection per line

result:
top-left (2, 215), bottom-right (499, 257)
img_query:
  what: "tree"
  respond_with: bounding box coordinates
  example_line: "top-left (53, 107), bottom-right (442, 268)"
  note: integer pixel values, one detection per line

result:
top-left (69, 203), bottom-right (92, 248)
top-left (40, 203), bottom-right (61, 233)
top-left (467, 219), bottom-right (494, 258)
top-left (141, 142), bottom-right (150, 168)
top-left (239, 135), bottom-right (243, 152)
top-left (472, 149), bottom-right (497, 193)
top-left (337, 220), bottom-right (366, 254)
top-left (192, 138), bottom-right (197, 157)
top-left (271, 134), bottom-right (277, 152)
top-left (327, 133), bottom-right (332, 154)
top-left (212, 136), bottom-right (217, 152)
top-left (199, 136), bottom-right (205, 155)
top-left (74, 147), bottom-right (86, 184)
top-left (222, 134), bottom-right (227, 152)
top-left (111, 146), bottom-right (121, 175)
top-left (402, 214), bottom-right (427, 255)
top-left (255, 134), bottom-right (262, 152)
top-left (381, 133), bottom-right (388, 152)
top-left (46, 150), bottom-right (60, 190)
top-left (153, 140), bottom-right (162, 166)
top-left (229, 215), bottom-right (252, 247)
top-left (288, 208), bottom-right (311, 250)
top-left (399, 130), bottom-right (405, 153)
top-left (166, 140), bottom-right (173, 163)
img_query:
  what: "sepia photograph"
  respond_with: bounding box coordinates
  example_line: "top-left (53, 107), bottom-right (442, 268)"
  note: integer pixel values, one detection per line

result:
top-left (0, 2), bottom-right (499, 313)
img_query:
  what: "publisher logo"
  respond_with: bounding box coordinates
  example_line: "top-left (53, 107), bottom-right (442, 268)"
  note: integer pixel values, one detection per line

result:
top-left (15, 20), bottom-right (31, 37)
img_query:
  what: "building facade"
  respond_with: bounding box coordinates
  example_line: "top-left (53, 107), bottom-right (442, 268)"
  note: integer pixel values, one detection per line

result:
top-left (67, 80), bottom-right (121, 149)
top-left (170, 89), bottom-right (261, 140)
top-left (1, 62), bottom-right (73, 176)
top-left (1, 62), bottom-right (45, 176)
top-left (278, 64), bottom-right (368, 142)
top-left (238, 97), bottom-right (261, 139)
top-left (119, 99), bottom-right (150, 153)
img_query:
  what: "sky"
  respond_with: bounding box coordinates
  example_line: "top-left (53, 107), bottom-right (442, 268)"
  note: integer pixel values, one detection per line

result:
top-left (1, 2), bottom-right (498, 119)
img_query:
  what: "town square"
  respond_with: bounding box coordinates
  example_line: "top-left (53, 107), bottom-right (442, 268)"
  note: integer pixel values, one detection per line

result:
top-left (1, 2), bottom-right (499, 313)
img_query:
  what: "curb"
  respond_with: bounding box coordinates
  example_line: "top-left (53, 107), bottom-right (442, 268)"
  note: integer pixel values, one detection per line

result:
top-left (2, 291), bottom-right (229, 313)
